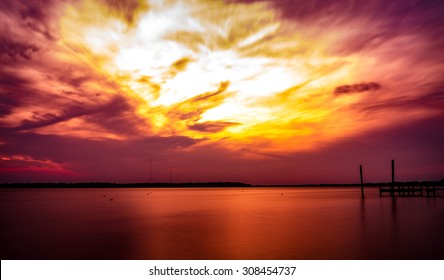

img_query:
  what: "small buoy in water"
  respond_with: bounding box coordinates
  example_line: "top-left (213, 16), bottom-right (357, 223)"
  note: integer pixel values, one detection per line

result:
top-left (110, 198), bottom-right (114, 201)
top-left (103, 195), bottom-right (106, 197)
top-left (281, 193), bottom-right (284, 195)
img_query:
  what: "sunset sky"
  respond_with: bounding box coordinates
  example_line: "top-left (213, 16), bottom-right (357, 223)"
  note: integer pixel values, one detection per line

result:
top-left (1, 0), bottom-right (443, 184)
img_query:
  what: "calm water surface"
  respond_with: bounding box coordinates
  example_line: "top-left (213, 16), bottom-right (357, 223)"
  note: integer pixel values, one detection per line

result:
top-left (1, 187), bottom-right (443, 259)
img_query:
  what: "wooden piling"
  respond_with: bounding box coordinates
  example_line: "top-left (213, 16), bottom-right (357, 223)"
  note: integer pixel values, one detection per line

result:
top-left (360, 165), bottom-right (364, 198)
top-left (391, 159), bottom-right (395, 197)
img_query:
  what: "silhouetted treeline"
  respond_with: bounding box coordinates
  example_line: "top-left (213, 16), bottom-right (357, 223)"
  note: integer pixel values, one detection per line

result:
top-left (1, 180), bottom-right (443, 188)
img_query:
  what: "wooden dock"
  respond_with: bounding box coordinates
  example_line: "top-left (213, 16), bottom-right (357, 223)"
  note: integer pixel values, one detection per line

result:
top-left (379, 184), bottom-right (444, 197)
top-left (362, 160), bottom-right (444, 198)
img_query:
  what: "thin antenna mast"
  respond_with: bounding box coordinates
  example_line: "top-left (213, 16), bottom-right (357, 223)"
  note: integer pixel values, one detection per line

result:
top-left (149, 159), bottom-right (152, 183)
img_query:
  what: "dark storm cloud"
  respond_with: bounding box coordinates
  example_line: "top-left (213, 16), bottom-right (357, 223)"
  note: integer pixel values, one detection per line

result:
top-left (0, 65), bottom-right (142, 134)
top-left (0, 69), bottom-right (29, 90)
top-left (168, 81), bottom-right (231, 121)
top-left (334, 82), bottom-right (381, 95)
top-left (0, 1), bottom-right (58, 117)
top-left (0, 0), bottom-right (62, 40)
top-left (57, 72), bottom-right (91, 89)
top-left (4, 95), bottom-right (145, 136)
top-left (188, 121), bottom-right (239, 133)
top-left (0, 1), bottom-right (53, 20)
top-left (0, 96), bottom-right (18, 118)
top-left (0, 37), bottom-right (40, 61)
top-left (0, 69), bottom-right (31, 117)
top-left (83, 96), bottom-right (150, 136)
top-left (11, 111), bottom-right (86, 131)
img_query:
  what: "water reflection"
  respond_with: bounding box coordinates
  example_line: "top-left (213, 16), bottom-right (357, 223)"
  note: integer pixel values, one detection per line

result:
top-left (0, 187), bottom-right (443, 259)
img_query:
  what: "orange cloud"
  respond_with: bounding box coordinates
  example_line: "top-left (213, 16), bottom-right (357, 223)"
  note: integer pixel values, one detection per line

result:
top-left (0, 154), bottom-right (74, 174)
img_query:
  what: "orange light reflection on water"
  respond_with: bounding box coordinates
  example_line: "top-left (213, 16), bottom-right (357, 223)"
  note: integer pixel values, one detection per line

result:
top-left (1, 187), bottom-right (443, 259)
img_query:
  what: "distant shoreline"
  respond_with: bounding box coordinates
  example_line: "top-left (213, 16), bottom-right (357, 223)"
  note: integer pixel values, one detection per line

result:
top-left (1, 180), bottom-right (443, 188)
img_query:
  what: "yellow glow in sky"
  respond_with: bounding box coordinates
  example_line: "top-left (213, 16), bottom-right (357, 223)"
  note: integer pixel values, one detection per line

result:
top-left (52, 0), bottom-right (441, 154)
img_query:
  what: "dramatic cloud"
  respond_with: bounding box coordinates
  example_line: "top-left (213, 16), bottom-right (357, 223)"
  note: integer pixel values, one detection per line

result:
top-left (1, 0), bottom-right (443, 183)
top-left (188, 121), bottom-right (239, 133)
top-left (334, 82), bottom-right (381, 95)
top-left (0, 38), bottom-right (40, 61)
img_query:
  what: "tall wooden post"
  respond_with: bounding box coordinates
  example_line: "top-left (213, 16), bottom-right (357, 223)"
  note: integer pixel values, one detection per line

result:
top-left (360, 165), bottom-right (364, 198)
top-left (391, 159), bottom-right (395, 197)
